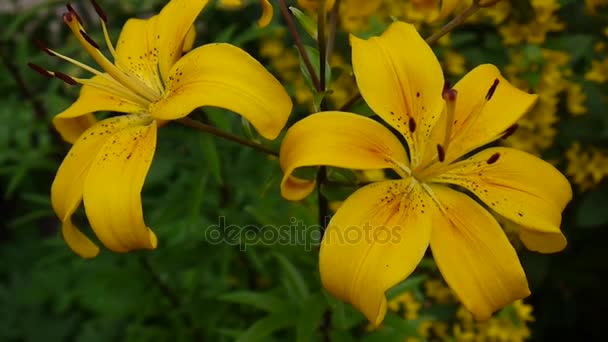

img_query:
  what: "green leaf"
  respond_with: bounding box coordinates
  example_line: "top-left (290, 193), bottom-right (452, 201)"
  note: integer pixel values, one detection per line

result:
top-left (296, 293), bottom-right (328, 342)
top-left (199, 134), bottom-right (222, 185)
top-left (219, 291), bottom-right (288, 313)
top-left (289, 6), bottom-right (318, 40)
top-left (275, 252), bottom-right (309, 299)
top-left (234, 313), bottom-right (293, 342)
top-left (386, 275), bottom-right (428, 300)
top-left (297, 45), bottom-right (332, 94)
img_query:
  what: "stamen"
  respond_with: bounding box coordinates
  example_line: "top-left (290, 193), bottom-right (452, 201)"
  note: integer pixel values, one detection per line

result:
top-left (65, 4), bottom-right (83, 25)
top-left (27, 63), bottom-right (53, 78)
top-left (486, 152), bottom-right (500, 164)
top-left (54, 71), bottom-right (78, 85)
top-left (33, 40), bottom-right (54, 57)
top-left (79, 29), bottom-right (100, 49)
top-left (91, 0), bottom-right (108, 23)
top-left (485, 79), bottom-right (500, 100)
top-left (441, 88), bottom-right (457, 154)
top-left (437, 144), bottom-right (445, 162)
top-left (501, 124), bottom-right (518, 139)
top-left (408, 117), bottom-right (417, 133)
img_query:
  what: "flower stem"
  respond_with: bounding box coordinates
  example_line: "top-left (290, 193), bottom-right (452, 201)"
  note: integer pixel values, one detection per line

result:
top-left (425, 0), bottom-right (503, 45)
top-left (277, 0), bottom-right (322, 92)
top-left (177, 117), bottom-right (278, 157)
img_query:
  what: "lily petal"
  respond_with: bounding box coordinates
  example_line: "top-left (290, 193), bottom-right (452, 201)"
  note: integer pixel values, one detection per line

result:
top-left (320, 179), bottom-right (432, 326)
top-left (429, 184), bottom-right (530, 320)
top-left (83, 119), bottom-right (158, 253)
top-left (446, 64), bottom-right (538, 162)
top-left (258, 0), bottom-right (273, 27)
top-left (150, 43), bottom-right (292, 140)
top-left (434, 147), bottom-right (571, 253)
top-left (52, 75), bottom-right (146, 126)
top-left (115, 17), bottom-right (164, 93)
top-left (51, 115), bottom-right (151, 258)
top-left (53, 113), bottom-right (97, 144)
top-left (279, 112), bottom-right (409, 201)
top-left (351, 21), bottom-right (444, 166)
top-left (156, 0), bottom-right (209, 82)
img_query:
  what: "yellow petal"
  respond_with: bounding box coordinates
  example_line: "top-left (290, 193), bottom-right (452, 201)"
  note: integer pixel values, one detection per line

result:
top-left (279, 111), bottom-right (409, 201)
top-left (83, 119), bottom-right (158, 253)
top-left (351, 21), bottom-right (445, 166)
top-left (519, 228), bottom-right (567, 254)
top-left (428, 184), bottom-right (530, 320)
top-left (53, 113), bottom-right (97, 144)
top-left (51, 115), bottom-right (151, 258)
top-left (115, 17), bottom-right (163, 92)
top-left (182, 25), bottom-right (196, 53)
top-left (320, 179), bottom-right (432, 326)
top-left (52, 75), bottom-right (146, 126)
top-left (156, 0), bottom-right (210, 82)
top-left (435, 147), bottom-right (571, 253)
top-left (257, 0), bottom-right (273, 27)
top-left (445, 64), bottom-right (538, 162)
top-left (150, 43), bottom-right (292, 140)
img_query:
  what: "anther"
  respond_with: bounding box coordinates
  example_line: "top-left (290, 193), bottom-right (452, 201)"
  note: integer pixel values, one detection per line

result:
top-left (91, 0), bottom-right (108, 23)
top-left (486, 152), bottom-right (500, 164)
top-left (65, 4), bottom-right (82, 24)
top-left (408, 117), bottom-right (417, 133)
top-left (54, 71), bottom-right (78, 85)
top-left (79, 29), bottom-right (100, 49)
top-left (501, 124), bottom-right (518, 139)
top-left (437, 144), bottom-right (445, 162)
top-left (33, 40), bottom-right (54, 56)
top-left (443, 88), bottom-right (457, 102)
top-left (63, 12), bottom-right (74, 22)
top-left (485, 79), bottom-right (500, 100)
top-left (27, 63), bottom-right (53, 78)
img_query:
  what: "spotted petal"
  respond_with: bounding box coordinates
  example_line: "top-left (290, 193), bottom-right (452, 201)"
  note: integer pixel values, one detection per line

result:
top-left (51, 115), bottom-right (151, 258)
top-left (53, 113), bottom-right (97, 144)
top-left (351, 21), bottom-right (445, 166)
top-left (429, 184), bottom-right (530, 319)
top-left (433, 147), bottom-right (571, 253)
top-left (279, 112), bottom-right (409, 200)
top-left (83, 119), bottom-right (158, 253)
top-left (320, 179), bottom-right (432, 326)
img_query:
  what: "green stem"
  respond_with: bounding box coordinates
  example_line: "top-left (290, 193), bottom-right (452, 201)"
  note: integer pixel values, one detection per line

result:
top-left (177, 118), bottom-right (278, 157)
top-left (277, 0), bottom-right (322, 92)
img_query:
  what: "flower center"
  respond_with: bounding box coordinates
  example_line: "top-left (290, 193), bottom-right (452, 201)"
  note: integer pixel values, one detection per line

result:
top-left (29, 2), bottom-right (162, 109)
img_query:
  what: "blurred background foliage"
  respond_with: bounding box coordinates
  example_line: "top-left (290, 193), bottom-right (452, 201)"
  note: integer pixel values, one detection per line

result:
top-left (0, 0), bottom-right (607, 341)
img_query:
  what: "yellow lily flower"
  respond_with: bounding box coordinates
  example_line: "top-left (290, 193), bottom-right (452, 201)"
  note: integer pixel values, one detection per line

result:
top-left (34, 0), bottom-right (292, 258)
top-left (279, 22), bottom-right (571, 325)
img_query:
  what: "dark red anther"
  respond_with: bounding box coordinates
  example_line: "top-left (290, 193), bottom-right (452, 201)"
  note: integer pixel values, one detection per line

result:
top-left (79, 29), bottom-right (100, 49)
top-left (63, 11), bottom-right (74, 22)
top-left (501, 124), bottom-right (518, 139)
top-left (54, 71), bottom-right (77, 85)
top-left (443, 88), bottom-right (457, 102)
top-left (27, 63), bottom-right (53, 78)
top-left (91, 0), bottom-right (108, 23)
top-left (33, 40), bottom-right (54, 56)
top-left (485, 79), bottom-right (500, 101)
top-left (408, 117), bottom-right (417, 133)
top-left (486, 152), bottom-right (500, 164)
top-left (437, 144), bottom-right (445, 162)
top-left (65, 4), bottom-right (82, 24)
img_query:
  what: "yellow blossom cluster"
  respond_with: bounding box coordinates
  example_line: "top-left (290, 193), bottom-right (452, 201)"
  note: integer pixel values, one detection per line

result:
top-left (387, 277), bottom-right (535, 342)
top-left (565, 142), bottom-right (608, 191)
top-left (493, 0), bottom-right (565, 45)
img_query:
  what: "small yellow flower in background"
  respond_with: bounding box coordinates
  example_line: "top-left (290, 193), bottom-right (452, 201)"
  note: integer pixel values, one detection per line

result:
top-left (217, 0), bottom-right (274, 27)
top-left (585, 58), bottom-right (608, 83)
top-left (31, 0), bottom-right (292, 258)
top-left (566, 142), bottom-right (608, 191)
top-left (279, 22), bottom-right (571, 326)
top-left (566, 82), bottom-right (587, 115)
